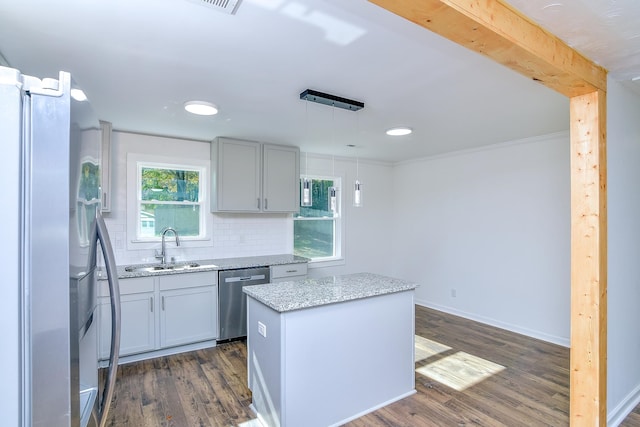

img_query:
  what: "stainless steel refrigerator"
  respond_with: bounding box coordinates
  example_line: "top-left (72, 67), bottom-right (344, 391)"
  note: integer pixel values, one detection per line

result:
top-left (0, 66), bottom-right (121, 427)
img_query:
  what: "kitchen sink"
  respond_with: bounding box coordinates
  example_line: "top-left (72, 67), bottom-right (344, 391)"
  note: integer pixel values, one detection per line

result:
top-left (124, 262), bottom-right (218, 273)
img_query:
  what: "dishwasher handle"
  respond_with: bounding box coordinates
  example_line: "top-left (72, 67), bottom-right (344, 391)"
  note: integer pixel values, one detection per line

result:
top-left (224, 274), bottom-right (267, 283)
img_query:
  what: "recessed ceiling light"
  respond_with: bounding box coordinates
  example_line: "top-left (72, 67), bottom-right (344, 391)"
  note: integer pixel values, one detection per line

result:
top-left (386, 127), bottom-right (412, 136)
top-left (70, 88), bottom-right (87, 101)
top-left (184, 100), bottom-right (218, 116)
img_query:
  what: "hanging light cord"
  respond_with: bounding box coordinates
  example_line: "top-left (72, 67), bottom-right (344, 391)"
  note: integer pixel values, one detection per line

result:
top-left (331, 102), bottom-right (336, 177)
top-left (305, 101), bottom-right (309, 178)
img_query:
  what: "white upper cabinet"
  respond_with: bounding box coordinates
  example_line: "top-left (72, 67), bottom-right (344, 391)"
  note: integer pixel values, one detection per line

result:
top-left (212, 138), bottom-right (262, 212)
top-left (262, 143), bottom-right (300, 212)
top-left (211, 137), bottom-right (300, 213)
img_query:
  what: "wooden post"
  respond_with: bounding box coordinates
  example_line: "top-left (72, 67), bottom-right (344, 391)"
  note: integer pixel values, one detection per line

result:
top-left (368, 0), bottom-right (609, 424)
top-left (570, 89), bottom-right (607, 426)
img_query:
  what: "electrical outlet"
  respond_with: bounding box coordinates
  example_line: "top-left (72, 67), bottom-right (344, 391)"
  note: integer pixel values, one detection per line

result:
top-left (258, 321), bottom-right (267, 337)
top-left (451, 289), bottom-right (457, 298)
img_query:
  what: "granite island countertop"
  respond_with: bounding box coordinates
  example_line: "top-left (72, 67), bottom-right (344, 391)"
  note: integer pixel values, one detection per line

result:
top-left (243, 272), bottom-right (417, 312)
top-left (99, 254), bottom-right (309, 280)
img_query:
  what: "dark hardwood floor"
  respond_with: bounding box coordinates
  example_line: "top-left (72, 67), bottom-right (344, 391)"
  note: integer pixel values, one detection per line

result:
top-left (622, 406), bottom-right (640, 427)
top-left (105, 305), bottom-right (639, 426)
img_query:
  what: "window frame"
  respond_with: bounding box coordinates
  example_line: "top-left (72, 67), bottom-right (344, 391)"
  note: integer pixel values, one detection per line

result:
top-left (126, 153), bottom-right (211, 250)
top-left (293, 174), bottom-right (345, 266)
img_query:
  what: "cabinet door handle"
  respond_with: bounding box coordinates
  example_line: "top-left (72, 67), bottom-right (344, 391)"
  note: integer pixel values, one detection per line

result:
top-left (264, 198), bottom-right (268, 210)
top-left (257, 198), bottom-right (261, 209)
top-left (162, 296), bottom-right (165, 311)
top-left (150, 296), bottom-right (154, 312)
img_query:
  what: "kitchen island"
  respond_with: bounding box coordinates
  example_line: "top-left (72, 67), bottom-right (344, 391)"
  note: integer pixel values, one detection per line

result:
top-left (243, 273), bottom-right (417, 427)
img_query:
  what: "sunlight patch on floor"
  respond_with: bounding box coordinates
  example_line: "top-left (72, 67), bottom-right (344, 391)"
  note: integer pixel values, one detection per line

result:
top-left (415, 335), bottom-right (452, 363)
top-left (416, 351), bottom-right (505, 391)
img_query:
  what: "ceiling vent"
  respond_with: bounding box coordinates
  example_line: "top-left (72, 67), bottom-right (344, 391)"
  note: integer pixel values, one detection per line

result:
top-left (187, 0), bottom-right (241, 15)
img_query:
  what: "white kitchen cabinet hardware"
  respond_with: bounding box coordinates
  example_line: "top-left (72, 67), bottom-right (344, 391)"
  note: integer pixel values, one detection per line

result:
top-left (270, 262), bottom-right (308, 283)
top-left (211, 137), bottom-right (300, 213)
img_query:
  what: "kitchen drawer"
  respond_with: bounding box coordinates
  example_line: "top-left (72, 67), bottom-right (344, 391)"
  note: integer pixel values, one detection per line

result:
top-left (271, 263), bottom-right (308, 280)
top-left (159, 271), bottom-right (218, 291)
top-left (99, 276), bottom-right (154, 297)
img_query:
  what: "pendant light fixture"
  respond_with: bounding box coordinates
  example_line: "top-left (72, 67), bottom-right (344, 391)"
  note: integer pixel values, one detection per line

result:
top-left (302, 174), bottom-right (312, 207)
top-left (299, 89), bottom-right (364, 210)
top-left (301, 151), bottom-right (312, 207)
top-left (353, 111), bottom-right (363, 208)
top-left (354, 155), bottom-right (363, 207)
top-left (328, 103), bottom-right (338, 215)
top-left (301, 101), bottom-right (312, 207)
top-left (329, 156), bottom-right (338, 215)
top-left (329, 186), bottom-right (338, 213)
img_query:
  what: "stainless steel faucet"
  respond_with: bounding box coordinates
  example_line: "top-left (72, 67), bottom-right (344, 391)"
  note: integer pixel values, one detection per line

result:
top-left (155, 227), bottom-right (180, 264)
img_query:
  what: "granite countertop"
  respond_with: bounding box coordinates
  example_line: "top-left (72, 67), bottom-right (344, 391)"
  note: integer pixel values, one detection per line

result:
top-left (243, 272), bottom-right (417, 313)
top-left (100, 254), bottom-right (309, 280)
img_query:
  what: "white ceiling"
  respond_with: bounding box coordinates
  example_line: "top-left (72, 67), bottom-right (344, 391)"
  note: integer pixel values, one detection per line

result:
top-left (507, 0), bottom-right (640, 82)
top-left (0, 0), bottom-right (637, 162)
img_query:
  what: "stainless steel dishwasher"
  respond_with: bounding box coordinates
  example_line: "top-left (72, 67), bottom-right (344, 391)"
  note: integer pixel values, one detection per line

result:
top-left (218, 266), bottom-right (270, 341)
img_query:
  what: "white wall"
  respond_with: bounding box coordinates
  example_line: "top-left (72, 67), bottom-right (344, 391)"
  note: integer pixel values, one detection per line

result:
top-left (391, 133), bottom-right (571, 345)
top-left (606, 78), bottom-right (640, 425)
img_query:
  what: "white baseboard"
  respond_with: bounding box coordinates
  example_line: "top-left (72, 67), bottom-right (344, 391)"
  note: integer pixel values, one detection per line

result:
top-left (608, 384), bottom-right (640, 427)
top-left (415, 299), bottom-right (570, 347)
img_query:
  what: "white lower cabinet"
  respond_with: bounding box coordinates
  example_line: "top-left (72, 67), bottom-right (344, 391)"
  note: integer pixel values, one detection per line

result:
top-left (98, 271), bottom-right (217, 361)
top-left (98, 292), bottom-right (156, 359)
top-left (160, 286), bottom-right (217, 348)
top-left (98, 277), bottom-right (155, 360)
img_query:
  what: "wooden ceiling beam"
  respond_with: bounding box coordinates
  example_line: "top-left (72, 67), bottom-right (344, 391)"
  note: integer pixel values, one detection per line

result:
top-left (368, 0), bottom-right (607, 97)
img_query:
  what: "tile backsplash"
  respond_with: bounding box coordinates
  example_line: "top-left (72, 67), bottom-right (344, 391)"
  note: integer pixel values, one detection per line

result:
top-left (104, 213), bottom-right (293, 266)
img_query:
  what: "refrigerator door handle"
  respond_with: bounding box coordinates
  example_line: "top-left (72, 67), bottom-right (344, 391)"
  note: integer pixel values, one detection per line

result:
top-left (95, 213), bottom-right (121, 427)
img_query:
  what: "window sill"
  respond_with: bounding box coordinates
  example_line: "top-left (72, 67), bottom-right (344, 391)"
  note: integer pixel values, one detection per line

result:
top-left (308, 257), bottom-right (346, 269)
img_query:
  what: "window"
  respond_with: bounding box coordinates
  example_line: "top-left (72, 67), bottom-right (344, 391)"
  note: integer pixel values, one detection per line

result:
top-left (127, 153), bottom-right (209, 246)
top-left (294, 177), bottom-right (343, 262)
